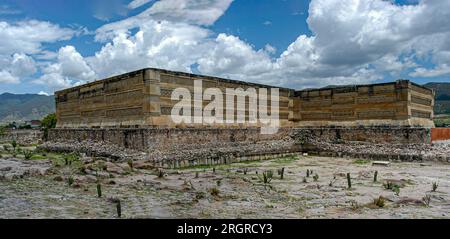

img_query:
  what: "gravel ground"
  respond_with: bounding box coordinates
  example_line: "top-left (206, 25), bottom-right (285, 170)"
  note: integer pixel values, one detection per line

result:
top-left (1, 155), bottom-right (449, 219)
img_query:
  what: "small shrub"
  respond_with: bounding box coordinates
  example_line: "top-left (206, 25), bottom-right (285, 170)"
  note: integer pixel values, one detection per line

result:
top-left (63, 153), bottom-right (79, 166)
top-left (422, 194), bottom-right (431, 207)
top-left (67, 176), bottom-right (74, 186)
top-left (303, 177), bottom-right (308, 183)
top-left (23, 150), bottom-right (34, 160)
top-left (278, 168), bottom-right (285, 180)
top-left (216, 180), bottom-right (222, 187)
top-left (11, 140), bottom-right (17, 150)
top-left (258, 170), bottom-right (274, 184)
top-left (209, 187), bottom-right (220, 196)
top-left (97, 183), bottom-right (102, 198)
top-left (127, 159), bottom-right (133, 170)
top-left (373, 196), bottom-right (385, 208)
top-left (195, 191), bottom-right (206, 199)
top-left (383, 181), bottom-right (400, 195)
top-left (373, 171), bottom-right (378, 182)
top-left (79, 166), bottom-right (87, 175)
top-left (243, 168), bottom-right (248, 175)
top-left (432, 182), bottom-right (438, 192)
top-left (157, 169), bottom-right (165, 178)
top-left (393, 186), bottom-right (400, 196)
top-left (347, 173), bottom-right (352, 189)
top-left (313, 174), bottom-right (319, 182)
top-left (383, 181), bottom-right (394, 190)
top-left (306, 169), bottom-right (310, 178)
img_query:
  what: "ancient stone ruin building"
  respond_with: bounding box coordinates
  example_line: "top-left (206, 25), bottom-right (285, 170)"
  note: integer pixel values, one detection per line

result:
top-left (54, 68), bottom-right (435, 129)
top-left (55, 68), bottom-right (293, 129)
top-left (48, 68), bottom-right (437, 164)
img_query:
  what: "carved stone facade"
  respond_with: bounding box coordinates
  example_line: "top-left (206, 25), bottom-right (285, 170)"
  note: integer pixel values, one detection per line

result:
top-left (55, 68), bottom-right (294, 128)
top-left (55, 68), bottom-right (435, 129)
top-left (291, 80), bottom-right (435, 127)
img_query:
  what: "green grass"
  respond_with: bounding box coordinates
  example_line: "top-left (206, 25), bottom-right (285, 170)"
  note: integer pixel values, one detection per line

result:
top-left (272, 156), bottom-right (301, 164)
top-left (353, 159), bottom-right (371, 165)
top-left (30, 154), bottom-right (48, 160)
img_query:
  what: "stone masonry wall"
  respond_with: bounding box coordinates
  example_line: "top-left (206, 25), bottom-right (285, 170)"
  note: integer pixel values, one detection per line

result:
top-left (49, 126), bottom-right (431, 153)
top-left (291, 127), bottom-right (431, 145)
top-left (292, 80), bottom-right (435, 127)
top-left (0, 129), bottom-right (43, 145)
top-left (48, 128), bottom-right (291, 152)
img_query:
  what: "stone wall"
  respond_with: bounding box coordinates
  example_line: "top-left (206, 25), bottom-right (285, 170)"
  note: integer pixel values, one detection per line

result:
top-left (56, 71), bottom-right (147, 128)
top-left (45, 126), bottom-right (438, 165)
top-left (48, 127), bottom-right (291, 152)
top-left (49, 126), bottom-right (431, 153)
top-left (55, 68), bottom-right (293, 129)
top-left (0, 129), bottom-right (43, 145)
top-left (291, 127), bottom-right (431, 144)
top-left (291, 80), bottom-right (435, 127)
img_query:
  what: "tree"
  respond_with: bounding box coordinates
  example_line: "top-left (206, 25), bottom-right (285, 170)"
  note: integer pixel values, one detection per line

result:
top-left (41, 113), bottom-right (57, 141)
top-left (41, 113), bottom-right (57, 129)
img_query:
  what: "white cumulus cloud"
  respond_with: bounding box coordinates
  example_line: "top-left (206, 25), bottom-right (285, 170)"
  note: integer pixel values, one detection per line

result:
top-left (96, 0), bottom-right (233, 41)
top-left (19, 0), bottom-right (450, 94)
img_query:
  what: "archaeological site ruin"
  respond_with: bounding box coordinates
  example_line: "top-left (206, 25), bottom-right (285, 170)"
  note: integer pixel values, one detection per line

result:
top-left (46, 68), bottom-right (443, 167)
top-left (54, 68), bottom-right (435, 129)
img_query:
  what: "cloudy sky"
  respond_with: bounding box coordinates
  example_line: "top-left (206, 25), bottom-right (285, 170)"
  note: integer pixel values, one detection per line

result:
top-left (0, 0), bottom-right (449, 95)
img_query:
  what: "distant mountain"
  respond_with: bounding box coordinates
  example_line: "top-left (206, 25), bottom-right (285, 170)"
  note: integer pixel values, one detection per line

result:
top-left (0, 93), bottom-right (55, 123)
top-left (423, 82), bottom-right (450, 115)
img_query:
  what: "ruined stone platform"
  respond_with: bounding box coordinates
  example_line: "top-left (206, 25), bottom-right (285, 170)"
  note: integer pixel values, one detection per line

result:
top-left (40, 126), bottom-right (447, 167)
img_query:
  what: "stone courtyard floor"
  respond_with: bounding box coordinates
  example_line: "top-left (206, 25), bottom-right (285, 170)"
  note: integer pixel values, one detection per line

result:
top-left (0, 151), bottom-right (449, 219)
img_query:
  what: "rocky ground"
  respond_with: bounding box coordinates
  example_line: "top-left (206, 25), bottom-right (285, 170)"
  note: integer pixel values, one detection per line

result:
top-left (39, 138), bottom-right (298, 165)
top-left (313, 140), bottom-right (450, 162)
top-left (0, 143), bottom-right (449, 219)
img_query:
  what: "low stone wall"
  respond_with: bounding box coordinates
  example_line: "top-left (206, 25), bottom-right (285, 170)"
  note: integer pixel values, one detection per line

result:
top-left (48, 128), bottom-right (291, 152)
top-left (291, 127), bottom-right (431, 145)
top-left (48, 127), bottom-right (431, 152)
top-left (46, 127), bottom-right (435, 165)
top-left (46, 128), bottom-right (298, 164)
top-left (0, 129), bottom-right (43, 145)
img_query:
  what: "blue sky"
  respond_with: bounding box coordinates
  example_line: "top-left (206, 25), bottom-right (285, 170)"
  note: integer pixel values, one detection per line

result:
top-left (0, 0), bottom-right (449, 94)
